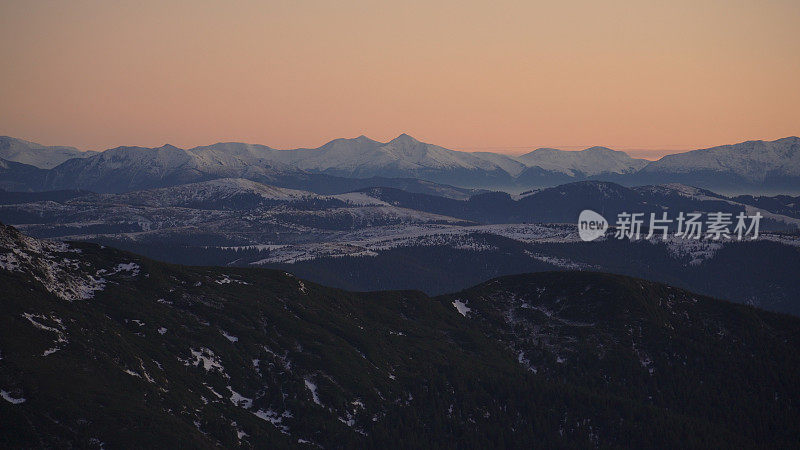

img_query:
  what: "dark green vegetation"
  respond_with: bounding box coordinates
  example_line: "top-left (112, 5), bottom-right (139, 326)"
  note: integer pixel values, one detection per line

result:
top-left (259, 234), bottom-right (800, 316)
top-left (0, 188), bottom-right (91, 205)
top-left (1, 224), bottom-right (799, 448)
top-left (732, 193), bottom-right (800, 219)
top-left (352, 182), bottom-right (800, 229)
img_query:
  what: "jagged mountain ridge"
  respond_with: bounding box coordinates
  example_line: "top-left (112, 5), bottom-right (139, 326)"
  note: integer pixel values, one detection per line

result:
top-left (1, 224), bottom-right (799, 447)
top-left (1, 134), bottom-right (798, 195)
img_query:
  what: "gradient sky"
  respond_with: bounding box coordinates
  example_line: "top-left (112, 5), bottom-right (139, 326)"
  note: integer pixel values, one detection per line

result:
top-left (1, 0), bottom-right (799, 158)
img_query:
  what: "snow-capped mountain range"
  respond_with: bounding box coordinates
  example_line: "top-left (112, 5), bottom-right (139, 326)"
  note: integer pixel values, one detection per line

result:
top-left (0, 134), bottom-right (798, 194)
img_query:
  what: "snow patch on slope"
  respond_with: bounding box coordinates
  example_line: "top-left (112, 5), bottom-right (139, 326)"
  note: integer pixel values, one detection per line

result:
top-left (452, 300), bottom-right (471, 317)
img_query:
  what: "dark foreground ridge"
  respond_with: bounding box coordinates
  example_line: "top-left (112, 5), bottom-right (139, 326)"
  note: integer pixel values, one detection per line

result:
top-left (1, 223), bottom-right (798, 448)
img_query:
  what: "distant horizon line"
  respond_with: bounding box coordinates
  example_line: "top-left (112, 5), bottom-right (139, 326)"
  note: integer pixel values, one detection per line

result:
top-left (5, 133), bottom-right (799, 162)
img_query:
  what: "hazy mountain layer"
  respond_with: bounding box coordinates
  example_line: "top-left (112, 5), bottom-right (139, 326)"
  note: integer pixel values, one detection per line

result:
top-left (3, 135), bottom-right (798, 194)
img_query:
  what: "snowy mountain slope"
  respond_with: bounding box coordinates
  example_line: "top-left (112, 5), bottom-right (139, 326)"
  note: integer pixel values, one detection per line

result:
top-left (632, 183), bottom-right (726, 201)
top-left (516, 146), bottom-right (649, 177)
top-left (87, 178), bottom-right (315, 207)
top-left (632, 183), bottom-right (800, 228)
top-left (16, 139), bottom-right (479, 197)
top-left (43, 144), bottom-right (296, 193)
top-left (0, 178), bottom-right (470, 246)
top-left (192, 134), bottom-right (507, 178)
top-left (640, 137), bottom-right (800, 184)
top-left (22, 135), bottom-right (649, 191)
top-left (0, 136), bottom-right (96, 169)
top-left (0, 224), bottom-right (107, 301)
top-left (44, 145), bottom-right (211, 192)
top-left (264, 135), bottom-right (385, 170)
top-left (294, 134), bottom-right (501, 173)
top-left (469, 151), bottom-right (528, 177)
top-left (188, 142), bottom-right (293, 172)
top-left (255, 134), bottom-right (647, 182)
top-left (250, 134), bottom-right (517, 188)
top-left (177, 135), bottom-right (654, 189)
top-left (72, 179), bottom-right (467, 224)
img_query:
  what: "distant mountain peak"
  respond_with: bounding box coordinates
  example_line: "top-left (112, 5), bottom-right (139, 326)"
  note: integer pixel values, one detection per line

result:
top-left (320, 135), bottom-right (381, 148)
top-left (390, 133), bottom-right (420, 144)
top-left (525, 147), bottom-right (560, 155)
top-left (581, 146), bottom-right (616, 153)
top-left (516, 145), bottom-right (647, 177)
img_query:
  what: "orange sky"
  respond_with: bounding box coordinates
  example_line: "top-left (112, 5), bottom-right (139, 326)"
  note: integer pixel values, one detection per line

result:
top-left (1, 0), bottom-right (798, 157)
